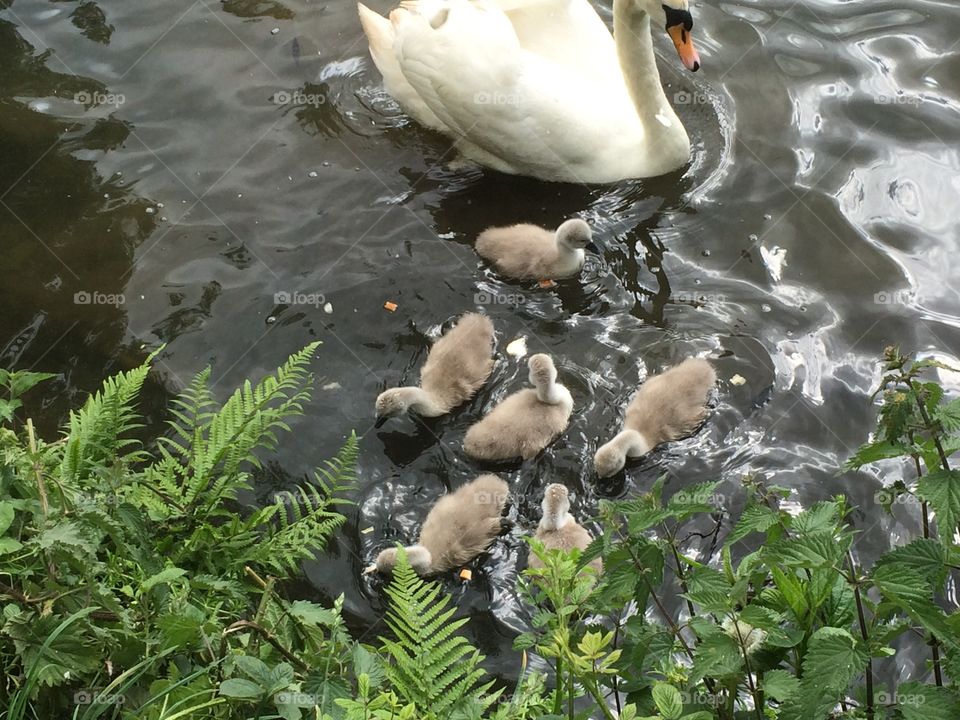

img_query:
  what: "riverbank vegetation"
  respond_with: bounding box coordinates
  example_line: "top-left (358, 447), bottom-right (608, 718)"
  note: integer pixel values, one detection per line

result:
top-left (1, 347), bottom-right (957, 719)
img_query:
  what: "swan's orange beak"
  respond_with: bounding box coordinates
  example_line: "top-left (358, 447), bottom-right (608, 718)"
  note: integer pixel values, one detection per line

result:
top-left (668, 24), bottom-right (701, 72)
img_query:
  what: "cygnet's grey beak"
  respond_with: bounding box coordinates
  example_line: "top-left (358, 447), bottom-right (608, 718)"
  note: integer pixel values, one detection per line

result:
top-left (374, 415), bottom-right (388, 428)
top-left (585, 241), bottom-right (600, 254)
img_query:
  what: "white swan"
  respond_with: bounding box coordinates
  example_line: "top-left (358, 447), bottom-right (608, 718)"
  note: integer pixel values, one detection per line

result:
top-left (357, 0), bottom-right (702, 183)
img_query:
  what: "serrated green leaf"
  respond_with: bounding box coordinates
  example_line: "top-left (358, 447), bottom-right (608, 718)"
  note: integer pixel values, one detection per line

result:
top-left (729, 504), bottom-right (780, 542)
top-left (873, 563), bottom-right (955, 645)
top-left (896, 681), bottom-right (960, 720)
top-left (651, 682), bottom-right (683, 720)
top-left (781, 627), bottom-right (867, 720)
top-left (762, 669), bottom-right (799, 701)
top-left (917, 469), bottom-right (960, 544)
top-left (766, 532), bottom-right (842, 569)
top-left (875, 538), bottom-right (947, 590)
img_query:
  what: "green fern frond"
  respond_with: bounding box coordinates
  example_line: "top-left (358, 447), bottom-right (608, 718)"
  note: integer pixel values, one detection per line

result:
top-left (60, 356), bottom-right (155, 484)
top-left (148, 342), bottom-right (321, 514)
top-left (247, 434), bottom-right (358, 575)
top-left (380, 550), bottom-right (494, 715)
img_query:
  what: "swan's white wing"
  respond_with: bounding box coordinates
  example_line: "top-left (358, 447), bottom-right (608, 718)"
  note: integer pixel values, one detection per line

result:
top-left (393, 0), bottom-right (524, 140)
top-left (393, 1), bottom-right (642, 179)
top-left (487, 0), bottom-right (620, 85)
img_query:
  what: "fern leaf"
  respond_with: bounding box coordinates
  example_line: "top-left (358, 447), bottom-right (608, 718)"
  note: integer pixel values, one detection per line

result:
top-left (380, 550), bottom-right (493, 715)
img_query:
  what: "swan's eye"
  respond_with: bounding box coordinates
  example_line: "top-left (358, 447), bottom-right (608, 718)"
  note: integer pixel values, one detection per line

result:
top-left (663, 5), bottom-right (694, 31)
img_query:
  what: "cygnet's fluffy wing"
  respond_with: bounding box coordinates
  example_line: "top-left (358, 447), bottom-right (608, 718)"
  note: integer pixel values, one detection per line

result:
top-left (625, 358), bottom-right (716, 445)
top-left (420, 313), bottom-right (495, 412)
top-left (464, 388), bottom-right (570, 460)
top-left (418, 474), bottom-right (508, 570)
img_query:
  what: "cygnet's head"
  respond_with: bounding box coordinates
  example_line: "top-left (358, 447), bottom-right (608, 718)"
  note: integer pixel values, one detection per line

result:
top-left (542, 483), bottom-right (570, 516)
top-left (555, 219), bottom-right (592, 250)
top-left (528, 353), bottom-right (557, 388)
top-left (366, 545), bottom-right (432, 575)
top-left (375, 388), bottom-right (412, 427)
top-left (594, 442), bottom-right (626, 478)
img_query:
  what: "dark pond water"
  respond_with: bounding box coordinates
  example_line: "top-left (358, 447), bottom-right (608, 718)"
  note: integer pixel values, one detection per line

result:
top-left (3, 0), bottom-right (960, 690)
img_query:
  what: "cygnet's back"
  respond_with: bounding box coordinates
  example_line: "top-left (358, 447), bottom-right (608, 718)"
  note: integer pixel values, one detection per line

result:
top-left (420, 312), bottom-right (495, 411)
top-left (475, 219), bottom-right (590, 280)
top-left (463, 354), bottom-right (573, 461)
top-left (625, 358), bottom-right (716, 445)
top-left (419, 474), bottom-right (508, 572)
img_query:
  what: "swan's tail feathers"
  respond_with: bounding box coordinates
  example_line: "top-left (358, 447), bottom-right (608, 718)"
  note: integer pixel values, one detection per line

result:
top-left (358, 3), bottom-right (395, 65)
top-left (356, 2), bottom-right (449, 132)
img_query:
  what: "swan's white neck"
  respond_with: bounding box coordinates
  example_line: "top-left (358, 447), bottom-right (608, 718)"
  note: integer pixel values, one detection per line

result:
top-left (612, 1), bottom-right (690, 169)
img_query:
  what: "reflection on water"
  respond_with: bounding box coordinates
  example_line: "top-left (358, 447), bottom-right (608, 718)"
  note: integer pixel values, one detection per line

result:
top-left (2, 0), bottom-right (960, 686)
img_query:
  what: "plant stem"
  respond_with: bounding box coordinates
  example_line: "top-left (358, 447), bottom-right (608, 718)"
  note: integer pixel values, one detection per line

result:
top-left (553, 656), bottom-right (564, 716)
top-left (663, 524), bottom-right (697, 621)
top-left (612, 612), bottom-right (623, 716)
top-left (583, 670), bottom-right (618, 720)
top-left (910, 380), bottom-right (953, 472)
top-left (848, 551), bottom-right (874, 720)
top-left (566, 663), bottom-right (575, 720)
top-left (222, 620), bottom-right (308, 671)
top-left (908, 434), bottom-right (944, 687)
top-left (620, 530), bottom-right (719, 698)
top-left (737, 642), bottom-right (764, 720)
top-left (26, 419), bottom-right (48, 521)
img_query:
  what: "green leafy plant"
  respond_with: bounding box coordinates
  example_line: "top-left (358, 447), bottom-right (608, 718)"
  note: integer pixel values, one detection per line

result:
top-left (3, 345), bottom-right (958, 720)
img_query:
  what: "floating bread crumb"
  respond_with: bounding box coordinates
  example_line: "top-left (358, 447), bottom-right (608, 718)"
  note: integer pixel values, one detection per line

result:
top-left (538, 279), bottom-right (557, 288)
top-left (459, 568), bottom-right (472, 581)
top-left (383, 301), bottom-right (398, 312)
top-left (730, 374), bottom-right (747, 386)
top-left (506, 336), bottom-right (527, 358)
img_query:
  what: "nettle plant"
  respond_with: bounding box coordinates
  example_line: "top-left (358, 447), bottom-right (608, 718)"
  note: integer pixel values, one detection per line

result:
top-left (512, 347), bottom-right (960, 720)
